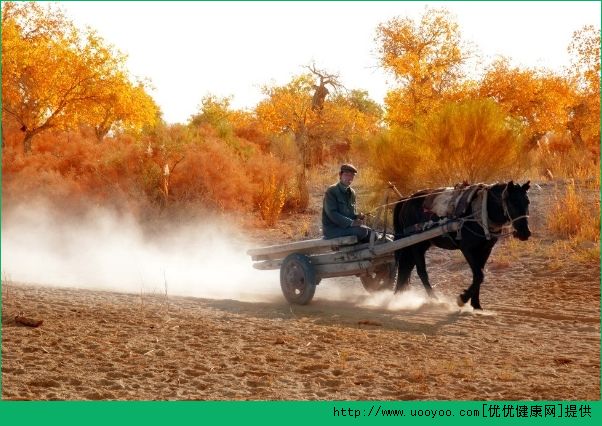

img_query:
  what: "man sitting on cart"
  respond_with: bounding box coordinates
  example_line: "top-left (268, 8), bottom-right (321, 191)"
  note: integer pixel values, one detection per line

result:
top-left (322, 164), bottom-right (372, 243)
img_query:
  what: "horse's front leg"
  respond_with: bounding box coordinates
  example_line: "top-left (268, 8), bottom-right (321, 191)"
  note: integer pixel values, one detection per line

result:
top-left (463, 267), bottom-right (484, 310)
top-left (458, 245), bottom-right (493, 310)
top-left (456, 249), bottom-right (483, 308)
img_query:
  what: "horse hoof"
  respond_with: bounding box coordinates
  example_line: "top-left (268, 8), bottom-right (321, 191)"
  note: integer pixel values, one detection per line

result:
top-left (456, 295), bottom-right (465, 307)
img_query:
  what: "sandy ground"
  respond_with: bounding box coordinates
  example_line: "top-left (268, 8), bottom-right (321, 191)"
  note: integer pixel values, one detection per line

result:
top-left (2, 181), bottom-right (600, 400)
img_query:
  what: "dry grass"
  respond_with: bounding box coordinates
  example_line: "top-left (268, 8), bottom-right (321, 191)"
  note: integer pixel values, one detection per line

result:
top-left (2, 274), bottom-right (14, 318)
top-left (293, 217), bottom-right (314, 238)
top-left (256, 173), bottom-right (287, 227)
top-left (533, 140), bottom-right (600, 189)
top-left (572, 245), bottom-right (601, 264)
top-left (547, 181), bottom-right (600, 242)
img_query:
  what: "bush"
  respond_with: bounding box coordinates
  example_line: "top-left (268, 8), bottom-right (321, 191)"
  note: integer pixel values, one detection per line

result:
top-left (366, 127), bottom-right (433, 194)
top-left (256, 173), bottom-right (287, 226)
top-left (284, 173), bottom-right (309, 213)
top-left (369, 99), bottom-right (527, 193)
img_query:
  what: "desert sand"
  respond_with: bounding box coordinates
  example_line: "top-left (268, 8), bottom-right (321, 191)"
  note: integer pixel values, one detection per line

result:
top-left (2, 182), bottom-right (600, 400)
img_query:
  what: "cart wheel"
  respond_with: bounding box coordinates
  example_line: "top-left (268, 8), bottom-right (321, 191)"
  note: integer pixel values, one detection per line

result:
top-left (280, 253), bottom-right (317, 305)
top-left (360, 261), bottom-right (396, 293)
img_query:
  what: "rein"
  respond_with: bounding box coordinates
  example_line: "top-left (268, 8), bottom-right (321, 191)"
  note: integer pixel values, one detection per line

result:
top-left (367, 186), bottom-right (472, 216)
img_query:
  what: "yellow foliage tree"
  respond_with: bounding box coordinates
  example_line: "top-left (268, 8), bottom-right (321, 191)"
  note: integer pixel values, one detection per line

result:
top-left (191, 95), bottom-right (231, 126)
top-left (256, 74), bottom-right (317, 170)
top-left (1, 2), bottom-right (157, 152)
top-left (416, 99), bottom-right (526, 183)
top-left (376, 8), bottom-right (470, 127)
top-left (91, 77), bottom-right (159, 143)
top-left (567, 25), bottom-right (601, 156)
top-left (256, 75), bottom-right (382, 168)
top-left (478, 57), bottom-right (574, 146)
top-left (317, 90), bottom-right (382, 161)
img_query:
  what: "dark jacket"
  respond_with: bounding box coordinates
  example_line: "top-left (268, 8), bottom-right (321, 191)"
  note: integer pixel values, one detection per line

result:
top-left (322, 182), bottom-right (359, 235)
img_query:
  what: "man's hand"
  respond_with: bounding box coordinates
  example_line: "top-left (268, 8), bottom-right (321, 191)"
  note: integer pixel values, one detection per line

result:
top-left (351, 219), bottom-right (365, 227)
top-left (357, 212), bottom-right (366, 220)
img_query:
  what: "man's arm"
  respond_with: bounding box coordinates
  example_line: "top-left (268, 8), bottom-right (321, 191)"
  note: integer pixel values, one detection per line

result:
top-left (350, 189), bottom-right (359, 220)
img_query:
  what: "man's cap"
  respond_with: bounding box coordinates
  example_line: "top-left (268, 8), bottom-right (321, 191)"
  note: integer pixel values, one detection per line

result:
top-left (340, 163), bottom-right (358, 174)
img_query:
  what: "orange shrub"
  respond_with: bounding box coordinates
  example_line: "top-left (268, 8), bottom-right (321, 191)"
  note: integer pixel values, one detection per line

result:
top-left (367, 99), bottom-right (527, 193)
top-left (3, 115), bottom-right (301, 226)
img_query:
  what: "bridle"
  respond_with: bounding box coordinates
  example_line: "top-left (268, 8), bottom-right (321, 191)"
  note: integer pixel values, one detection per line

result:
top-left (500, 184), bottom-right (530, 226)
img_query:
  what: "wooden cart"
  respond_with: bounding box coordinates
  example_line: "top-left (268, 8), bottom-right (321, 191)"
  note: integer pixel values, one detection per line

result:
top-left (247, 220), bottom-right (461, 304)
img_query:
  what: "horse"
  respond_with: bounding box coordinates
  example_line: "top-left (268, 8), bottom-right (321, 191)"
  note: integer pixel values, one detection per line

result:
top-left (392, 181), bottom-right (531, 310)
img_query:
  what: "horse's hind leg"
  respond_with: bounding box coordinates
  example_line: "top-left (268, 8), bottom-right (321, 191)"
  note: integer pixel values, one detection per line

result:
top-left (413, 245), bottom-right (436, 298)
top-left (394, 247), bottom-right (415, 293)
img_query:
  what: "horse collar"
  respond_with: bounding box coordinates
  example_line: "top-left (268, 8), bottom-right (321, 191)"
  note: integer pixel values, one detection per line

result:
top-left (481, 188), bottom-right (491, 240)
top-left (479, 185), bottom-right (507, 240)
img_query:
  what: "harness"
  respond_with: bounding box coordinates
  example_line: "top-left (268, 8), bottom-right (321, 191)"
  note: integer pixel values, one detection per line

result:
top-left (462, 184), bottom-right (530, 240)
top-left (371, 183), bottom-right (529, 241)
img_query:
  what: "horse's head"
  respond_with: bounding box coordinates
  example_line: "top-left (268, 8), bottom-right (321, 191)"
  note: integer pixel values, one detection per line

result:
top-left (504, 180), bottom-right (531, 241)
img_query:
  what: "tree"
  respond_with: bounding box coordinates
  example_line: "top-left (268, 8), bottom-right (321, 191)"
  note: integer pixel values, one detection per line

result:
top-left (189, 94), bottom-right (235, 137)
top-left (306, 63), bottom-right (343, 112)
top-left (257, 74), bottom-right (382, 168)
top-left (1, 2), bottom-right (157, 152)
top-left (566, 25), bottom-right (600, 155)
top-left (91, 77), bottom-right (159, 143)
top-left (478, 58), bottom-right (574, 146)
top-left (376, 7), bottom-right (470, 127)
top-left (256, 74), bottom-right (316, 171)
top-left (318, 90), bottom-right (383, 160)
top-left (142, 123), bottom-right (190, 206)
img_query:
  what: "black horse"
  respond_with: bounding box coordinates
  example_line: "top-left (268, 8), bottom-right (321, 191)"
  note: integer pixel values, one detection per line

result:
top-left (393, 181), bottom-right (531, 310)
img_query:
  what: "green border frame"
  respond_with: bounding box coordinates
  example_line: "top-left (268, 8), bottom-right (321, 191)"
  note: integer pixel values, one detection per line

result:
top-left (1, 0), bottom-right (600, 425)
top-left (0, 401), bottom-right (601, 424)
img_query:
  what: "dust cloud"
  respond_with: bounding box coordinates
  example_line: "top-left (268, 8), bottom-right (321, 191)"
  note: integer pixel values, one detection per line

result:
top-left (1, 201), bottom-right (464, 312)
top-left (359, 288), bottom-right (462, 313)
top-left (1, 201), bottom-right (282, 302)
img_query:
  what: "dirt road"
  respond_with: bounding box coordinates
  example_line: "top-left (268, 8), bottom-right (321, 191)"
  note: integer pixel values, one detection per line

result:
top-left (2, 181), bottom-right (599, 400)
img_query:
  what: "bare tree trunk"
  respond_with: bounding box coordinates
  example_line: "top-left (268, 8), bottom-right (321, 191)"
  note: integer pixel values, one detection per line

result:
top-left (567, 103), bottom-right (587, 148)
top-left (527, 131), bottom-right (546, 150)
top-left (570, 129), bottom-right (584, 147)
top-left (162, 163), bottom-right (170, 206)
top-left (95, 123), bottom-right (111, 143)
top-left (312, 83), bottom-right (329, 112)
top-left (95, 128), bottom-right (107, 143)
top-left (295, 123), bottom-right (310, 178)
top-left (23, 131), bottom-right (35, 154)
